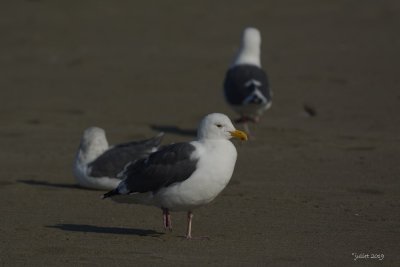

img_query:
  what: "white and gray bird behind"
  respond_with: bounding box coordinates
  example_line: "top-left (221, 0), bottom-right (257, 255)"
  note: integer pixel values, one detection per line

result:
top-left (224, 27), bottom-right (272, 131)
top-left (73, 127), bottom-right (164, 190)
top-left (103, 113), bottom-right (248, 239)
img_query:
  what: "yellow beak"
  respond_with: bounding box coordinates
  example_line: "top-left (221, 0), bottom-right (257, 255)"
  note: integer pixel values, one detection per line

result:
top-left (229, 130), bottom-right (248, 141)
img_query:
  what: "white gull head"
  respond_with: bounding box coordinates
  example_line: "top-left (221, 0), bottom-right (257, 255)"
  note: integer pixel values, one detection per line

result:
top-left (197, 113), bottom-right (248, 141)
top-left (79, 127), bottom-right (109, 162)
top-left (232, 27), bottom-right (262, 68)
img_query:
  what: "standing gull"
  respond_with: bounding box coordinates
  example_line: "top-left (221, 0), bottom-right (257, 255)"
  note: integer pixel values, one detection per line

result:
top-left (103, 113), bottom-right (248, 239)
top-left (223, 27), bottom-right (272, 134)
top-left (74, 127), bottom-right (164, 190)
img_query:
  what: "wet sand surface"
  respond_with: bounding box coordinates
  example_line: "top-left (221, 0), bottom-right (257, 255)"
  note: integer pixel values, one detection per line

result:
top-left (0, 1), bottom-right (399, 266)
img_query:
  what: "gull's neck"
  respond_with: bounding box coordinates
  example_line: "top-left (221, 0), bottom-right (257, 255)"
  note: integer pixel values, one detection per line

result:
top-left (197, 137), bottom-right (233, 148)
top-left (78, 138), bottom-right (109, 164)
top-left (232, 43), bottom-right (261, 67)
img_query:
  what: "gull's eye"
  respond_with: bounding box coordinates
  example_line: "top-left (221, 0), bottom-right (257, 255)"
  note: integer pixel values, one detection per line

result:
top-left (216, 124), bottom-right (222, 128)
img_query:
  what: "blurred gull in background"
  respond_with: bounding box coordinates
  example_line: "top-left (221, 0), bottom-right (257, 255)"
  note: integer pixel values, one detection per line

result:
top-left (74, 127), bottom-right (164, 190)
top-left (224, 27), bottom-right (272, 135)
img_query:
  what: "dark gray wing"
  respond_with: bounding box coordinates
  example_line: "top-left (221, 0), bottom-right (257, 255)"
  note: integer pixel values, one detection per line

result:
top-left (88, 133), bottom-right (164, 178)
top-left (117, 142), bottom-right (198, 194)
top-left (224, 64), bottom-right (271, 105)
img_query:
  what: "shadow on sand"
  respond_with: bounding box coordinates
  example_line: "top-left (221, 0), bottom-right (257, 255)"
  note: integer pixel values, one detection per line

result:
top-left (47, 224), bottom-right (163, 237)
top-left (150, 125), bottom-right (197, 137)
top-left (18, 179), bottom-right (85, 190)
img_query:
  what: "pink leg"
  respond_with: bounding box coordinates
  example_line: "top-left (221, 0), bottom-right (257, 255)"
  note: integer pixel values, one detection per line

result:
top-left (184, 212), bottom-right (210, 240)
top-left (186, 211), bottom-right (193, 239)
top-left (162, 208), bottom-right (172, 231)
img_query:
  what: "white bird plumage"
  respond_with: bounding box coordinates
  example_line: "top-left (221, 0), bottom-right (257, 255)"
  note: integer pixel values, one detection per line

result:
top-left (232, 27), bottom-right (262, 67)
top-left (74, 127), bottom-right (118, 190)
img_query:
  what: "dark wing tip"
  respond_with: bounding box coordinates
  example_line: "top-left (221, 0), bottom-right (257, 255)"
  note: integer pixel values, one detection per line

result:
top-left (102, 189), bottom-right (118, 199)
top-left (152, 132), bottom-right (165, 145)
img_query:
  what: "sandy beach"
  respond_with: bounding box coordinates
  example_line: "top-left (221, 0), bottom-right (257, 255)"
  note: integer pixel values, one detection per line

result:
top-left (0, 0), bottom-right (399, 266)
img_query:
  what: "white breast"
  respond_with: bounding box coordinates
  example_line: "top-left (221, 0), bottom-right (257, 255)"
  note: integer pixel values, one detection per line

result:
top-left (154, 140), bottom-right (237, 211)
top-left (73, 141), bottom-right (120, 190)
